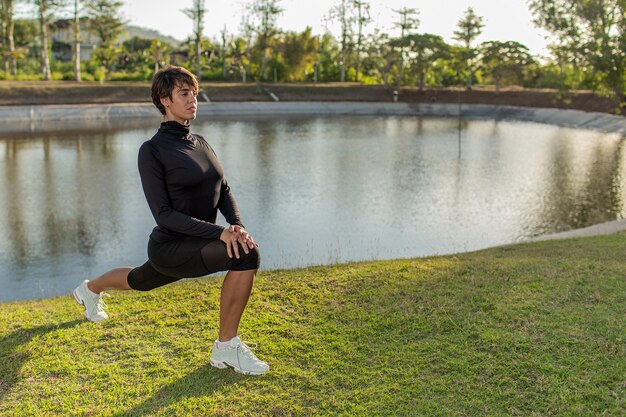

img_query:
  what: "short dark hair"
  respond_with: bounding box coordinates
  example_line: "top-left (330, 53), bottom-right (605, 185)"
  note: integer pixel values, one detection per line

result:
top-left (151, 66), bottom-right (199, 115)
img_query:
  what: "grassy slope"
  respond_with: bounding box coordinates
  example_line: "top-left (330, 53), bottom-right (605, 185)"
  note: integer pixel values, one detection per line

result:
top-left (0, 234), bottom-right (624, 417)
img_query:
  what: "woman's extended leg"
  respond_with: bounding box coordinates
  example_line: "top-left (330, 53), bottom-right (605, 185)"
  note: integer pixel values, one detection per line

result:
top-left (73, 266), bottom-right (132, 322)
top-left (87, 267), bottom-right (133, 293)
top-left (218, 269), bottom-right (256, 341)
top-left (74, 260), bottom-right (182, 322)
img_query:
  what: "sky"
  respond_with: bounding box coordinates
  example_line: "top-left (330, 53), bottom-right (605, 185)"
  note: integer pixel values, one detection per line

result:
top-left (121, 0), bottom-right (552, 57)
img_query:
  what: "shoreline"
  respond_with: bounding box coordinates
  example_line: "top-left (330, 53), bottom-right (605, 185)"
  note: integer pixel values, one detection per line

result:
top-left (1, 219), bottom-right (623, 304)
top-left (1, 101), bottom-right (625, 135)
top-left (527, 219), bottom-right (626, 241)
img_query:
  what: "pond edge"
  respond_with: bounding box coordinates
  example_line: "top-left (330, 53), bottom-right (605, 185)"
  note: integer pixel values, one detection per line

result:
top-left (1, 102), bottom-right (625, 135)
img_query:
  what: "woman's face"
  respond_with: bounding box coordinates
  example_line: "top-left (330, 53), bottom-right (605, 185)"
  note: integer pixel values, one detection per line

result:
top-left (161, 83), bottom-right (198, 124)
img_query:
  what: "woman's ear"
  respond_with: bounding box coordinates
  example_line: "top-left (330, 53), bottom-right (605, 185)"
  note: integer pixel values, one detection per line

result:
top-left (160, 96), bottom-right (171, 110)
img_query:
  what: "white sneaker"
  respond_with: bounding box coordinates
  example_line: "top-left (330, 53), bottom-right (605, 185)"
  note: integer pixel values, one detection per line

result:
top-left (210, 336), bottom-right (269, 375)
top-left (73, 280), bottom-right (110, 322)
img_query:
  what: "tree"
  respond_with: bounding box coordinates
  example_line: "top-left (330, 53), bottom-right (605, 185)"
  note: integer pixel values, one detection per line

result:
top-left (239, 12), bottom-right (255, 82)
top-left (183, 0), bottom-right (206, 80)
top-left (251, 0), bottom-right (283, 81)
top-left (72, 0), bottom-right (81, 81)
top-left (327, 0), bottom-right (353, 82)
top-left (392, 7), bottom-right (419, 87)
top-left (453, 7), bottom-right (484, 50)
top-left (529, 0), bottom-right (626, 108)
top-left (364, 30), bottom-right (396, 88)
top-left (480, 41), bottom-right (534, 93)
top-left (120, 36), bottom-right (171, 75)
top-left (86, 0), bottom-right (124, 77)
top-left (281, 27), bottom-right (318, 81)
top-left (13, 16), bottom-right (38, 48)
top-left (0, 3), bottom-right (3, 68)
top-left (351, 0), bottom-right (371, 82)
top-left (229, 36), bottom-right (249, 82)
top-left (316, 32), bottom-right (341, 82)
top-left (148, 39), bottom-right (171, 74)
top-left (220, 25), bottom-right (229, 79)
top-left (1, 0), bottom-right (17, 75)
top-left (37, 0), bottom-right (53, 80)
top-left (404, 33), bottom-right (449, 92)
top-left (453, 7), bottom-right (484, 89)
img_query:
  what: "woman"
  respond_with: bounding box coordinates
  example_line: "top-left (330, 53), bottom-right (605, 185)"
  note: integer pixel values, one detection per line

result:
top-left (72, 66), bottom-right (268, 376)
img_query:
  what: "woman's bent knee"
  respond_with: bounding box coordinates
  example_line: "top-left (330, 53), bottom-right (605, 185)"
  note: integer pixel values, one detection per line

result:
top-left (232, 245), bottom-right (260, 271)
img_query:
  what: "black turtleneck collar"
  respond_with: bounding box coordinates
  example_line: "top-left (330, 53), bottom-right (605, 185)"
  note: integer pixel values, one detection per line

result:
top-left (158, 120), bottom-right (191, 140)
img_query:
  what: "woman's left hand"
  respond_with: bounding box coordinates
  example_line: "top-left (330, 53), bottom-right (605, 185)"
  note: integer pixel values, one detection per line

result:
top-left (229, 225), bottom-right (258, 252)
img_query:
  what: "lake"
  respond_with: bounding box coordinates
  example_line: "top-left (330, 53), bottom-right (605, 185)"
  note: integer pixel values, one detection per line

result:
top-left (0, 115), bottom-right (624, 301)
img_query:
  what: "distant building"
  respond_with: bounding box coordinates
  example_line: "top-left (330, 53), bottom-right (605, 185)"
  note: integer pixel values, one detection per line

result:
top-left (50, 18), bottom-right (98, 62)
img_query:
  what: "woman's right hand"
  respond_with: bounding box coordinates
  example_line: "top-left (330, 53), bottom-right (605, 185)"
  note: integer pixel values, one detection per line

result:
top-left (220, 228), bottom-right (243, 259)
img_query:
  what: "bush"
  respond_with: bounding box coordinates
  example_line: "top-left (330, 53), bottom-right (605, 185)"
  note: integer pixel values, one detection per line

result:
top-left (80, 72), bottom-right (96, 82)
top-left (94, 67), bottom-right (106, 82)
top-left (200, 67), bottom-right (227, 82)
top-left (532, 62), bottom-right (602, 91)
top-left (108, 69), bottom-right (152, 81)
top-left (360, 74), bottom-right (380, 85)
top-left (61, 72), bottom-right (75, 81)
top-left (0, 71), bottom-right (44, 81)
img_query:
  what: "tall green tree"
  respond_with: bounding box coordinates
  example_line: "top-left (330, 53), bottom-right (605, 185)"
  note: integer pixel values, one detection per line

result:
top-left (1, 0), bottom-right (17, 75)
top-left (404, 33), bottom-right (449, 91)
top-left (183, 0), bottom-right (206, 80)
top-left (72, 0), bottom-right (81, 81)
top-left (251, 0), bottom-right (283, 81)
top-left (364, 30), bottom-right (396, 88)
top-left (36, 0), bottom-right (55, 80)
top-left (239, 12), bottom-right (255, 82)
top-left (229, 36), bottom-right (249, 82)
top-left (453, 7), bottom-right (484, 89)
top-left (148, 39), bottom-right (171, 74)
top-left (120, 35), bottom-right (150, 71)
top-left (86, 0), bottom-right (124, 77)
top-left (281, 27), bottom-right (318, 81)
top-left (220, 25), bottom-right (230, 79)
top-left (13, 17), bottom-right (38, 48)
top-left (529, 0), bottom-right (626, 108)
top-left (392, 6), bottom-right (419, 87)
top-left (480, 40), bottom-right (534, 92)
top-left (0, 2), bottom-right (4, 69)
top-left (328, 0), bottom-right (353, 82)
top-left (120, 36), bottom-right (172, 75)
top-left (351, 0), bottom-right (371, 82)
top-left (316, 32), bottom-right (340, 82)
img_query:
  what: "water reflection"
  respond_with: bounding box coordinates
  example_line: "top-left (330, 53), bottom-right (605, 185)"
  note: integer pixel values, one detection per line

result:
top-left (0, 116), bottom-right (160, 137)
top-left (530, 129), bottom-right (625, 235)
top-left (0, 116), bottom-right (624, 301)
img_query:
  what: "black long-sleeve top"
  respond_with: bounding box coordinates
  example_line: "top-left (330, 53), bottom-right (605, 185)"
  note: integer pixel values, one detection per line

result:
top-left (137, 121), bottom-right (243, 243)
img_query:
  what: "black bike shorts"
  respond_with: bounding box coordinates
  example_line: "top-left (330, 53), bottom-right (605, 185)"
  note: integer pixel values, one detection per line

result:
top-left (127, 236), bottom-right (260, 291)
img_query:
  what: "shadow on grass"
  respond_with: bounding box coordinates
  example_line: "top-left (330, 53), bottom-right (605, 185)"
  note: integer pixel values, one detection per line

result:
top-left (113, 364), bottom-right (244, 417)
top-left (0, 319), bottom-right (83, 403)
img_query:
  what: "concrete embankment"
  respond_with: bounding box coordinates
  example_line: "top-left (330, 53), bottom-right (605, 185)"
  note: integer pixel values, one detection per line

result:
top-left (1, 102), bottom-right (626, 135)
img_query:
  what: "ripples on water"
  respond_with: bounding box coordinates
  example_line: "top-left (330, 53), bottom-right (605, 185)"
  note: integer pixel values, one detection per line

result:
top-left (0, 115), bottom-right (624, 301)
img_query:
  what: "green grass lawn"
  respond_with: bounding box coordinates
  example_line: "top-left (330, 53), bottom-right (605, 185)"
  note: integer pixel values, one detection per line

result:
top-left (0, 234), bottom-right (624, 416)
